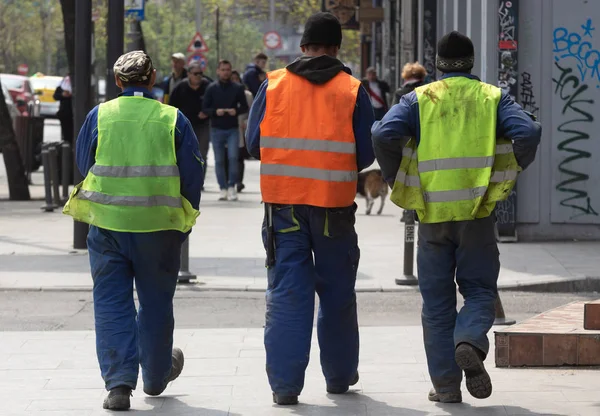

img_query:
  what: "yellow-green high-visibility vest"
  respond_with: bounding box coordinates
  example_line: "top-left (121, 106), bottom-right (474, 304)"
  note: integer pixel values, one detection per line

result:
top-left (63, 95), bottom-right (200, 233)
top-left (390, 77), bottom-right (521, 223)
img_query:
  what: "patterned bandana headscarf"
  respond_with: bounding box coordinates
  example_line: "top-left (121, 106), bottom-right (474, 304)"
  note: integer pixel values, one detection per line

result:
top-left (113, 50), bottom-right (154, 84)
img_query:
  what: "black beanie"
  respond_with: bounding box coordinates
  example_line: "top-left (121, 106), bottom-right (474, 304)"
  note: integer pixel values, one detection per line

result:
top-left (436, 31), bottom-right (475, 72)
top-left (300, 12), bottom-right (343, 47)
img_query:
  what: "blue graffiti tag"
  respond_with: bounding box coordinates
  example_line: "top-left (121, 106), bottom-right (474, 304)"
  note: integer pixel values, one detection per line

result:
top-left (553, 19), bottom-right (600, 86)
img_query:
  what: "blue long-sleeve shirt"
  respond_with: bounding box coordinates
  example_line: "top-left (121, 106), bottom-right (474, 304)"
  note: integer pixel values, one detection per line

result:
top-left (75, 86), bottom-right (204, 212)
top-left (371, 72), bottom-right (542, 184)
top-left (245, 79), bottom-right (376, 172)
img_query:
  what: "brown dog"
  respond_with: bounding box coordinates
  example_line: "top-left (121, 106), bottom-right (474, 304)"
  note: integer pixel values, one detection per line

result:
top-left (356, 169), bottom-right (388, 215)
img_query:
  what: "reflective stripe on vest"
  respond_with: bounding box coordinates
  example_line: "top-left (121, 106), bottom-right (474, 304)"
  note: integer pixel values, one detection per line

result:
top-left (259, 69), bottom-right (360, 208)
top-left (90, 165), bottom-right (180, 177)
top-left (62, 96), bottom-right (199, 233)
top-left (261, 163), bottom-right (357, 182)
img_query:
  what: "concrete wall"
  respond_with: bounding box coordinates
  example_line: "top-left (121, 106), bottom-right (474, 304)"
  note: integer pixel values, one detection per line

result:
top-left (428, 0), bottom-right (600, 240)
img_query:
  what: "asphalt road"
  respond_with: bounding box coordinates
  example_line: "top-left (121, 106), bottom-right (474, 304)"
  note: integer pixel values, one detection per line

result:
top-left (0, 290), bottom-right (597, 331)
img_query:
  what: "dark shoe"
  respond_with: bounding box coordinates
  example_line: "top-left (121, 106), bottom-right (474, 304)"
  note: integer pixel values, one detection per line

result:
top-left (272, 392), bottom-right (299, 405)
top-left (326, 372), bottom-right (359, 394)
top-left (103, 385), bottom-right (132, 410)
top-left (237, 183), bottom-right (245, 192)
top-left (428, 388), bottom-right (462, 403)
top-left (455, 343), bottom-right (492, 399)
top-left (143, 348), bottom-right (185, 396)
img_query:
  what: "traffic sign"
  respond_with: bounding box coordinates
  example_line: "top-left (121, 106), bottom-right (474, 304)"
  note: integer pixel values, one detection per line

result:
top-left (263, 31), bottom-right (282, 50)
top-left (187, 53), bottom-right (208, 71)
top-left (17, 64), bottom-right (28, 76)
top-left (187, 32), bottom-right (209, 53)
top-left (125, 0), bottom-right (145, 21)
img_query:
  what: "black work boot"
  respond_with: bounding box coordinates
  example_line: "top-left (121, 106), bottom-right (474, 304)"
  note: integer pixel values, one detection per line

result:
top-left (428, 388), bottom-right (462, 403)
top-left (272, 392), bottom-right (299, 405)
top-left (455, 343), bottom-right (492, 399)
top-left (326, 372), bottom-right (360, 394)
top-left (143, 348), bottom-right (185, 396)
top-left (103, 385), bottom-right (132, 410)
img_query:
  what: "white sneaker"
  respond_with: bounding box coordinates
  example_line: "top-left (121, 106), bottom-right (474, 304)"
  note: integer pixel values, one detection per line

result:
top-left (218, 189), bottom-right (228, 201)
top-left (228, 186), bottom-right (238, 201)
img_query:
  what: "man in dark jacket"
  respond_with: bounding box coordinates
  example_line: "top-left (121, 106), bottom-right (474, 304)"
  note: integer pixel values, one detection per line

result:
top-left (53, 74), bottom-right (73, 145)
top-left (202, 59), bottom-right (249, 201)
top-left (242, 52), bottom-right (268, 97)
top-left (161, 52), bottom-right (188, 104)
top-left (362, 67), bottom-right (390, 120)
top-left (169, 61), bottom-right (211, 185)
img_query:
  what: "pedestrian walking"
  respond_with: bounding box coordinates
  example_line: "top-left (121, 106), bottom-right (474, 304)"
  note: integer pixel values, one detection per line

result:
top-left (242, 52), bottom-right (268, 97)
top-left (161, 52), bottom-right (188, 104)
top-left (393, 61), bottom-right (428, 105)
top-left (202, 59), bottom-right (249, 201)
top-left (62, 51), bottom-right (204, 411)
top-left (230, 70), bottom-right (254, 192)
top-left (246, 12), bottom-right (375, 406)
top-left (169, 61), bottom-right (211, 186)
top-left (362, 67), bottom-right (390, 120)
top-left (371, 31), bottom-right (541, 403)
top-left (53, 74), bottom-right (73, 145)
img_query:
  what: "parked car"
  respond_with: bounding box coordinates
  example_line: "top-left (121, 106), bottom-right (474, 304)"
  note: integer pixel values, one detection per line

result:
top-left (0, 73), bottom-right (40, 116)
top-left (2, 82), bottom-right (19, 125)
top-left (30, 73), bottom-right (62, 118)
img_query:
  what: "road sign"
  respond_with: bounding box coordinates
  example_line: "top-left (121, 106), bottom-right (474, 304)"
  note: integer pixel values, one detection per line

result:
top-left (263, 31), bottom-right (282, 50)
top-left (17, 64), bottom-right (28, 76)
top-left (125, 0), bottom-right (145, 21)
top-left (187, 32), bottom-right (209, 53)
top-left (188, 53), bottom-right (208, 71)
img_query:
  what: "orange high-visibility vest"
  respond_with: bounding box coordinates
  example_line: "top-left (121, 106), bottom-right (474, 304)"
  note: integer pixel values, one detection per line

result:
top-left (259, 68), bottom-right (360, 208)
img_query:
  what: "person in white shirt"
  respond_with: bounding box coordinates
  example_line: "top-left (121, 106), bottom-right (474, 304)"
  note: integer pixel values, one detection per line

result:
top-left (362, 67), bottom-right (390, 120)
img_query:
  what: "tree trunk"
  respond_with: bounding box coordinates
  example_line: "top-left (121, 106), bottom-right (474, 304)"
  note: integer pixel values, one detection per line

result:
top-left (60, 0), bottom-right (76, 78)
top-left (0, 80), bottom-right (30, 200)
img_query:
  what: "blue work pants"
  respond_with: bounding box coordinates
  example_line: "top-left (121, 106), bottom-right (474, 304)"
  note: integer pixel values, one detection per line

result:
top-left (262, 203), bottom-right (360, 396)
top-left (416, 215), bottom-right (499, 393)
top-left (210, 127), bottom-right (239, 189)
top-left (87, 226), bottom-right (182, 392)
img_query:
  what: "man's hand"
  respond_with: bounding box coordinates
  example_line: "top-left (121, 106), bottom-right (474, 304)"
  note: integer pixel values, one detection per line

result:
top-left (216, 109), bottom-right (225, 116)
top-left (198, 112), bottom-right (208, 119)
top-left (227, 108), bottom-right (237, 116)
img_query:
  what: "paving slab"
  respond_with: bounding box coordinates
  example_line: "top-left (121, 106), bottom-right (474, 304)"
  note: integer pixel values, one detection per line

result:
top-left (0, 326), bottom-right (597, 415)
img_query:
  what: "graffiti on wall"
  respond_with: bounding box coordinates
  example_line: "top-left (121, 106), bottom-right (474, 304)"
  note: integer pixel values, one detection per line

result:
top-left (423, 0), bottom-right (437, 80)
top-left (520, 72), bottom-right (539, 115)
top-left (552, 18), bottom-right (598, 219)
top-left (498, 0), bottom-right (518, 101)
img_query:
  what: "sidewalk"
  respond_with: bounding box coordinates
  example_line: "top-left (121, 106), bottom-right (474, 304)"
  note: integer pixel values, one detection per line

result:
top-left (0, 325), bottom-right (596, 415)
top-left (2, 160), bottom-right (600, 292)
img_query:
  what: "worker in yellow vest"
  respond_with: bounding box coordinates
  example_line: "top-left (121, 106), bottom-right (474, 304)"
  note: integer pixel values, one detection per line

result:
top-left (245, 12), bottom-right (375, 406)
top-left (371, 32), bottom-right (541, 403)
top-left (63, 51), bottom-right (204, 411)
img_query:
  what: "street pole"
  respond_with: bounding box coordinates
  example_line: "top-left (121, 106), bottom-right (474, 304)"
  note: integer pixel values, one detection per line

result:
top-left (216, 6), bottom-right (220, 64)
top-left (126, 19), bottom-right (141, 52)
top-left (269, 0), bottom-right (276, 70)
top-left (195, 0), bottom-right (201, 32)
top-left (73, 0), bottom-right (92, 249)
top-left (106, 0), bottom-right (124, 101)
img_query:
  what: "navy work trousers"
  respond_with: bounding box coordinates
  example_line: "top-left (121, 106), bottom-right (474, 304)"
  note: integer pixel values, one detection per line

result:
top-left (262, 203), bottom-right (361, 396)
top-left (417, 215), bottom-right (499, 393)
top-left (87, 226), bottom-right (183, 392)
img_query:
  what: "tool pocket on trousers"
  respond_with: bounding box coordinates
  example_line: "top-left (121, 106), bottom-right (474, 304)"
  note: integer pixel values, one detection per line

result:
top-left (273, 205), bottom-right (300, 233)
top-left (324, 203), bottom-right (357, 238)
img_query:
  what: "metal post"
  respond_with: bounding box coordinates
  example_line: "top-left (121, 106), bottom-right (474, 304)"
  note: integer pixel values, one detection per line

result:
top-left (106, 0), bottom-right (124, 101)
top-left (61, 142), bottom-right (71, 201)
top-left (48, 145), bottom-right (61, 207)
top-left (493, 294), bottom-right (516, 325)
top-left (216, 7), bottom-right (220, 64)
top-left (396, 0), bottom-right (402, 87)
top-left (396, 211), bottom-right (418, 285)
top-left (178, 238), bottom-right (197, 283)
top-left (41, 149), bottom-right (55, 212)
top-left (195, 0), bottom-right (201, 32)
top-left (269, 0), bottom-right (276, 70)
top-left (73, 0), bottom-right (92, 249)
top-left (417, 0), bottom-right (424, 64)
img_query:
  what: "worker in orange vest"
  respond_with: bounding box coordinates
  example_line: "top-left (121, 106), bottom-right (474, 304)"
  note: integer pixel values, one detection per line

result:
top-left (245, 12), bottom-right (376, 406)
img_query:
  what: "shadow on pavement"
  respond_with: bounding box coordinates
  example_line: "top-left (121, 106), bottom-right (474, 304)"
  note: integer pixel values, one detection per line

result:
top-left (436, 402), bottom-right (569, 416)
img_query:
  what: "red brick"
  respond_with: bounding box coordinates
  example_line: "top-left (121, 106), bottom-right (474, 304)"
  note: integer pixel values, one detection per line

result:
top-left (577, 336), bottom-right (600, 365)
top-left (543, 335), bottom-right (578, 366)
top-left (583, 301), bottom-right (600, 330)
top-left (509, 335), bottom-right (543, 367)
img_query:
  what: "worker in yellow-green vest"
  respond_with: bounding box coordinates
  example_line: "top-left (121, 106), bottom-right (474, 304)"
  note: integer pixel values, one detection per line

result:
top-left (63, 51), bottom-right (204, 411)
top-left (371, 32), bottom-right (541, 404)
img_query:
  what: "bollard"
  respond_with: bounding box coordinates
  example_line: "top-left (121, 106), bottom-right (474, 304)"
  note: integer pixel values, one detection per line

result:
top-left (493, 294), bottom-right (516, 326)
top-left (48, 145), bottom-right (62, 207)
top-left (41, 149), bottom-right (56, 212)
top-left (396, 210), bottom-right (418, 285)
top-left (177, 237), bottom-right (197, 283)
top-left (61, 142), bottom-right (72, 201)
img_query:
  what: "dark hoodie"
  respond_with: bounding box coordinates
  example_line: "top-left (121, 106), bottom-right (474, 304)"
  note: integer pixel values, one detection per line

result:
top-left (242, 63), bottom-right (265, 97)
top-left (245, 55), bottom-right (376, 172)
